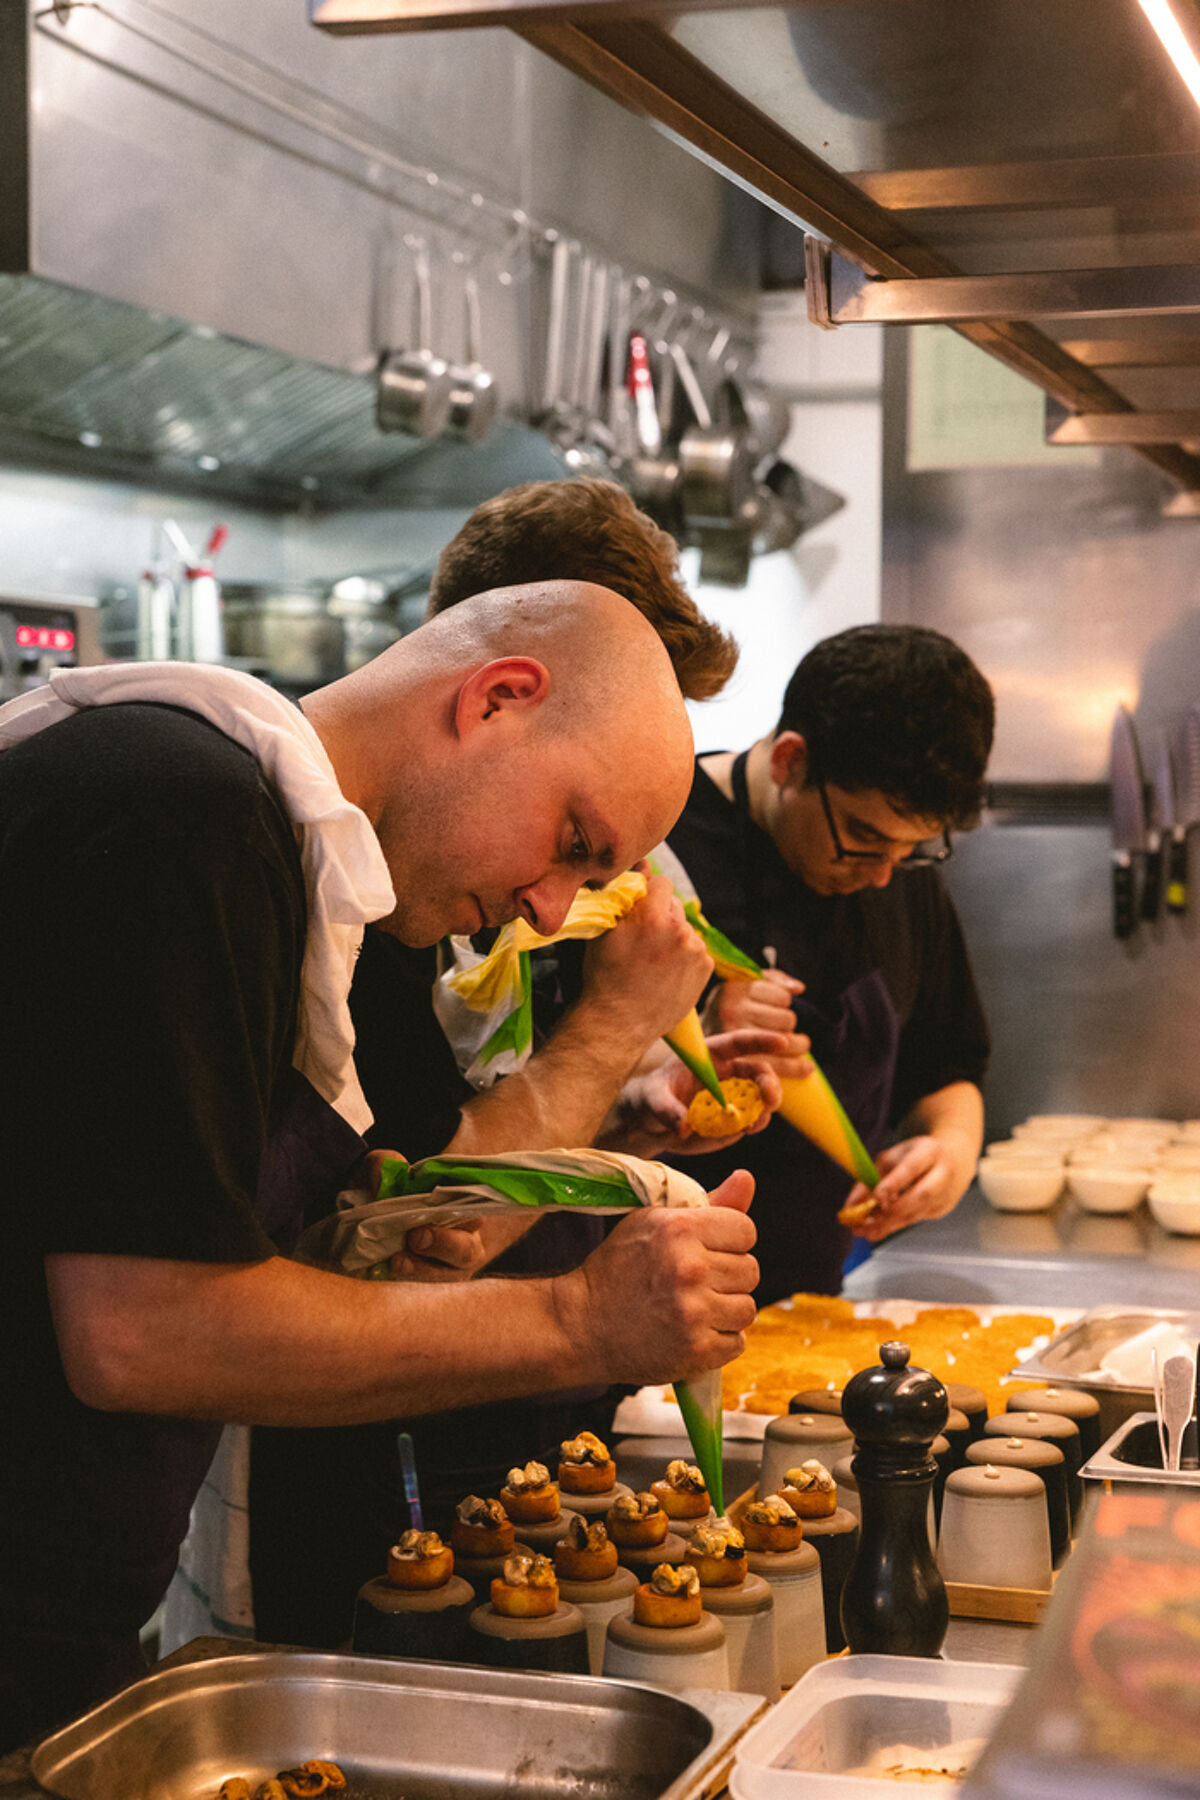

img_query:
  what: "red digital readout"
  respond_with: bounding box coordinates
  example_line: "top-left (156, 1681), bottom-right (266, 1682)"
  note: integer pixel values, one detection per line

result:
top-left (15, 625), bottom-right (75, 652)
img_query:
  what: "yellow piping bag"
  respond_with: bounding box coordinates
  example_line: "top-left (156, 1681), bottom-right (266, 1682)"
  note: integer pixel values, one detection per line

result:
top-left (435, 869), bottom-right (726, 1102)
top-left (648, 852), bottom-right (880, 1189)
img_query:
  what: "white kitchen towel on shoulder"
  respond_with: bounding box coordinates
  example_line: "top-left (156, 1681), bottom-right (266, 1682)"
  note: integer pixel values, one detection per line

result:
top-left (0, 661), bottom-right (396, 1133)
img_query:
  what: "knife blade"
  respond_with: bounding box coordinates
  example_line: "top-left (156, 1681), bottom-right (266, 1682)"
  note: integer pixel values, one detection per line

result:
top-left (1142, 725), bottom-right (1172, 921)
top-left (1109, 704), bottom-right (1147, 940)
top-left (1169, 704), bottom-right (1200, 915)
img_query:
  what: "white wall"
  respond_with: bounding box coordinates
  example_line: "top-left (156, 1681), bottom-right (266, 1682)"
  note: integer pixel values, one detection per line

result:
top-left (687, 294), bottom-right (882, 753)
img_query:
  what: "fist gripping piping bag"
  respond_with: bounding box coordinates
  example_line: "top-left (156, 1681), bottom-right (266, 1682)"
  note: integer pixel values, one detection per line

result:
top-left (648, 854), bottom-right (880, 1190)
top-left (433, 868), bottom-right (725, 1103)
top-left (296, 1147), bottom-right (726, 1509)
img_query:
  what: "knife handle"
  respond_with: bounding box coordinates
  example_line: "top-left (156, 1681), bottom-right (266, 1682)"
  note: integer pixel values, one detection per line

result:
top-left (1167, 830), bottom-right (1189, 914)
top-left (1113, 857), bottom-right (1136, 939)
top-left (1142, 839), bottom-right (1163, 921)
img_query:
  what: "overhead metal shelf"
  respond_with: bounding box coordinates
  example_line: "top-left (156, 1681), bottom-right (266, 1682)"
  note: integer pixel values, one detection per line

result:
top-left (315, 0), bottom-right (1200, 497)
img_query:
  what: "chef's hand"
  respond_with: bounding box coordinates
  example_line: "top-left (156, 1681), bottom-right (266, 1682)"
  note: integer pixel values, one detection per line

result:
top-left (703, 968), bottom-right (810, 1078)
top-left (564, 1170), bottom-right (758, 1384)
top-left (840, 1135), bottom-right (966, 1243)
top-left (599, 1028), bottom-right (799, 1157)
top-left (579, 867), bottom-right (714, 1041)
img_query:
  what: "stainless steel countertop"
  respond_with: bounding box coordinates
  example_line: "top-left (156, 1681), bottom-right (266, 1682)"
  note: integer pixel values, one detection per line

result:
top-left (843, 1185), bottom-right (1200, 1310)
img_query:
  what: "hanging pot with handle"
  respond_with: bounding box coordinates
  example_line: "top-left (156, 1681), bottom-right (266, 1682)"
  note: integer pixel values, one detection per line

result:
top-left (677, 348), bottom-right (756, 534)
top-left (376, 244), bottom-right (453, 438)
top-left (445, 272), bottom-right (499, 446)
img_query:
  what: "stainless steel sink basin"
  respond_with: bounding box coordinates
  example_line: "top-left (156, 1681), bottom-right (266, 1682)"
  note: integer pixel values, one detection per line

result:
top-left (31, 1649), bottom-right (716, 1800)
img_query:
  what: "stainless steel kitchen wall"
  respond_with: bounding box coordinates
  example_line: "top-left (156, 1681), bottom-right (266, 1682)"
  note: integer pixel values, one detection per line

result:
top-left (882, 329), bottom-right (1200, 1136)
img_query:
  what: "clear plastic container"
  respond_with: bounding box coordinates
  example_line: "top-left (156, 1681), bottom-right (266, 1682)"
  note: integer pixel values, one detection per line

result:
top-left (729, 1654), bottom-right (1023, 1798)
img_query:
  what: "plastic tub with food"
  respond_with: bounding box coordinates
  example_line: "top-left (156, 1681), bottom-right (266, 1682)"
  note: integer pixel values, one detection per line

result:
top-left (728, 1654), bottom-right (1022, 1797)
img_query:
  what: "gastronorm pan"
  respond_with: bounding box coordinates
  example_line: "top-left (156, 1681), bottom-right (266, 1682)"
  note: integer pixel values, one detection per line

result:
top-left (1080, 1412), bottom-right (1200, 1491)
top-left (1008, 1304), bottom-right (1200, 1439)
top-left (31, 1650), bottom-right (717, 1800)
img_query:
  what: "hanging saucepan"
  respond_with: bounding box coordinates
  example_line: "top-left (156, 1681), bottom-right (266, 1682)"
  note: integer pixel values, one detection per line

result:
top-left (445, 273), bottom-right (499, 446)
top-left (755, 458), bottom-right (847, 554)
top-left (677, 347), bottom-right (756, 534)
top-left (739, 382), bottom-right (792, 464)
top-left (376, 243), bottom-right (453, 438)
top-left (624, 331), bottom-right (683, 534)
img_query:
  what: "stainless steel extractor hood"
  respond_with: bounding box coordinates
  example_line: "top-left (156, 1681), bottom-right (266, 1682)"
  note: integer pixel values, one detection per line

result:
top-left (0, 0), bottom-right (759, 507)
top-left (312, 0), bottom-right (1200, 503)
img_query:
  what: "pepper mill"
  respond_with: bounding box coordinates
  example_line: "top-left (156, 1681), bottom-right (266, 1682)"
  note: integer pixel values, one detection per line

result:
top-left (840, 1341), bottom-right (950, 1658)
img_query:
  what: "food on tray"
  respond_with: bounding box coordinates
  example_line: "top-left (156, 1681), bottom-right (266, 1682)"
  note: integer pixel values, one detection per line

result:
top-left (279, 1767), bottom-right (346, 1798)
top-left (213, 1765), bottom-right (346, 1800)
top-left (386, 1527), bottom-right (453, 1590)
top-left (686, 1077), bottom-right (765, 1138)
top-left (846, 1739), bottom-right (985, 1782)
top-left (650, 1458), bottom-right (711, 1519)
top-left (606, 1489), bottom-right (669, 1547)
top-left (490, 1549), bottom-right (559, 1617)
top-left (781, 1459), bottom-right (838, 1518)
top-left (450, 1494), bottom-right (515, 1557)
top-left (720, 1294), bottom-right (1054, 1417)
top-left (633, 1561), bottom-right (703, 1627)
top-left (554, 1513), bottom-right (619, 1581)
top-left (558, 1429), bottom-right (616, 1494)
top-left (742, 1493), bottom-right (802, 1552)
top-left (684, 1517), bottom-right (747, 1586)
top-left (499, 1460), bottom-right (560, 1522)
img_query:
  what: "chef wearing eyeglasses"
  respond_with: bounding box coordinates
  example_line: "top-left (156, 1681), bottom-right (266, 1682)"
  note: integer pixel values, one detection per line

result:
top-left (663, 624), bottom-right (995, 1301)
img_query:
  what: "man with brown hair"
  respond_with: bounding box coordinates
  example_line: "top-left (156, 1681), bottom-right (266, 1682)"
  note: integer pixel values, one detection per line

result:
top-left (427, 477), bottom-right (738, 702)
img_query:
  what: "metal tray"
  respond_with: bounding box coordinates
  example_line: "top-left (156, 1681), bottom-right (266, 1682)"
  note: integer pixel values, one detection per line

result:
top-left (31, 1650), bottom-right (721, 1800)
top-left (1080, 1412), bottom-right (1200, 1489)
top-left (1008, 1305), bottom-right (1200, 1438)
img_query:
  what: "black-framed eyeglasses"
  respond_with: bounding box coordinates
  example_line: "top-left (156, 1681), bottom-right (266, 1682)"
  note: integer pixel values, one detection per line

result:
top-left (812, 766), bottom-right (953, 869)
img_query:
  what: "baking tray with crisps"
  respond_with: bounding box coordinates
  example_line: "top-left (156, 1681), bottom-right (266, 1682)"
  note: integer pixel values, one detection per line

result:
top-left (613, 1294), bottom-right (1081, 1440)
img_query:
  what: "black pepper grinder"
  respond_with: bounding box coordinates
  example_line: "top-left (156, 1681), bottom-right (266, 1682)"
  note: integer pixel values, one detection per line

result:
top-left (840, 1341), bottom-right (950, 1657)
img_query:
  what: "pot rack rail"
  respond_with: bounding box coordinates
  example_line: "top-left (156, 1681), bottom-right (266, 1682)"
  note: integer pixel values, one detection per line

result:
top-left (312, 0), bottom-right (1200, 500)
top-left (34, 0), bottom-right (758, 376)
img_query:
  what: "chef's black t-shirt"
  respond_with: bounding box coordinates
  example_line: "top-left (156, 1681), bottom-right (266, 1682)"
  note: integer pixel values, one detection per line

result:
top-left (0, 704), bottom-right (309, 1682)
top-left (666, 758), bottom-right (990, 1299)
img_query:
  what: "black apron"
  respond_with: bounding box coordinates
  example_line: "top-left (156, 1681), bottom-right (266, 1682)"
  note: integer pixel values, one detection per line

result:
top-left (671, 752), bottom-right (901, 1303)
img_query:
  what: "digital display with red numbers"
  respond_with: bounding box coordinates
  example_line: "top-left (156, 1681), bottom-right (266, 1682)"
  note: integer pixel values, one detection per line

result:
top-left (15, 624), bottom-right (75, 653)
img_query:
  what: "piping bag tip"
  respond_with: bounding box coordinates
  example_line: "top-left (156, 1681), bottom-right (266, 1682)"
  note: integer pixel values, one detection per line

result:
top-left (674, 1366), bottom-right (724, 1516)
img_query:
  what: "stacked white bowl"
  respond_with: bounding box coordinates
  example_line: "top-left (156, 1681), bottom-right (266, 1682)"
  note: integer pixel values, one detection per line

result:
top-left (976, 1116), bottom-right (1200, 1228)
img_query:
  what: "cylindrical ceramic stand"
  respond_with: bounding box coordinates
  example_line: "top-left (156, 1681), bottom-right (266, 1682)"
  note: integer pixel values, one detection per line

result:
top-left (502, 1509), bottom-right (577, 1553)
top-left (467, 1600), bottom-right (589, 1674)
top-left (760, 1414), bottom-right (853, 1498)
top-left (615, 1532), bottom-right (688, 1577)
top-left (945, 1384), bottom-right (988, 1442)
top-left (746, 1542), bottom-right (825, 1685)
top-left (966, 1437), bottom-right (1070, 1564)
top-left (556, 1481), bottom-right (632, 1518)
top-left (937, 1465), bottom-right (1053, 1591)
top-left (351, 1573), bottom-right (475, 1661)
top-left (603, 1610), bottom-right (728, 1692)
top-left (789, 1388), bottom-right (844, 1416)
top-left (831, 1455), bottom-right (859, 1522)
top-left (698, 1573), bottom-right (779, 1701)
top-left (940, 1407), bottom-right (973, 1471)
top-left (797, 1507), bottom-right (859, 1653)
top-left (1005, 1386), bottom-right (1101, 1462)
top-left (453, 1547), bottom-right (532, 1601)
top-left (555, 1567), bottom-right (638, 1675)
top-left (985, 1411), bottom-right (1083, 1523)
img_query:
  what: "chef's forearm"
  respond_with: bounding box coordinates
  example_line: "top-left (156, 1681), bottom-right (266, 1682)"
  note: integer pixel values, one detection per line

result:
top-left (44, 1249), bottom-right (590, 1426)
top-left (904, 1080), bottom-right (984, 1194)
top-left (444, 990), bottom-right (654, 1156)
